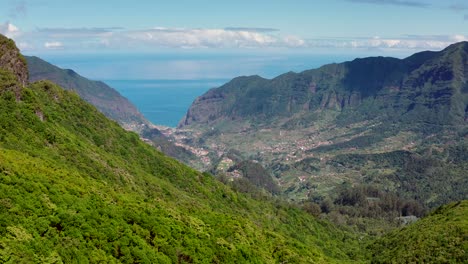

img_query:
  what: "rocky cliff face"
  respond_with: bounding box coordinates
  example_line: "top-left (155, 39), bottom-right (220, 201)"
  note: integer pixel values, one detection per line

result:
top-left (0, 35), bottom-right (28, 87)
top-left (179, 42), bottom-right (468, 129)
top-left (179, 89), bottom-right (228, 126)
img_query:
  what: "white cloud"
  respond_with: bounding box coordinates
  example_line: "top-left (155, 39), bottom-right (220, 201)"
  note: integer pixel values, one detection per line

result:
top-left (0, 22), bottom-right (21, 38)
top-left (36, 27), bottom-right (121, 38)
top-left (283, 35), bottom-right (306, 47)
top-left (44, 41), bottom-right (64, 49)
top-left (8, 26), bottom-right (304, 50)
top-left (224, 27), bottom-right (279, 33)
top-left (451, 35), bottom-right (468, 42)
top-left (2, 23), bottom-right (466, 53)
top-left (122, 28), bottom-right (292, 49)
top-left (305, 35), bottom-right (468, 50)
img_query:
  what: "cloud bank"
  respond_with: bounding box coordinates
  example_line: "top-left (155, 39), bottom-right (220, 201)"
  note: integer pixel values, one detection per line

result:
top-left (2, 22), bottom-right (466, 53)
top-left (5, 24), bottom-right (308, 51)
top-left (307, 35), bottom-right (468, 50)
top-left (123, 28), bottom-right (283, 48)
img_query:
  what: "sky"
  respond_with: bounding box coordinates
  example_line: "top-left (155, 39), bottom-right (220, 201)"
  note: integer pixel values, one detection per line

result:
top-left (1, 0), bottom-right (467, 79)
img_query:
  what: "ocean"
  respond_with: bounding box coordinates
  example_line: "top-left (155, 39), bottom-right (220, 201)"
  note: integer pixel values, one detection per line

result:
top-left (105, 79), bottom-right (229, 127)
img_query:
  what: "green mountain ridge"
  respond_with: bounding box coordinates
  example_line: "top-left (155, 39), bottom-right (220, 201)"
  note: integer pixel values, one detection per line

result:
top-left (0, 34), bottom-right (367, 263)
top-left (180, 41), bottom-right (468, 129)
top-left (26, 56), bottom-right (148, 129)
top-left (369, 200), bottom-right (467, 263)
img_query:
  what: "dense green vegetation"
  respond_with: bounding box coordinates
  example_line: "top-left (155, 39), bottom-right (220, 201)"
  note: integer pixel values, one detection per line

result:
top-left (0, 35), bottom-right (366, 263)
top-left (227, 160), bottom-right (280, 194)
top-left (369, 201), bottom-right (468, 263)
top-left (327, 145), bottom-right (468, 207)
top-left (1, 34), bottom-right (466, 263)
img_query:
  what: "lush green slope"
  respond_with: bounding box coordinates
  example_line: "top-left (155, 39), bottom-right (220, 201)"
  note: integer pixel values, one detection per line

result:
top-left (369, 201), bottom-right (468, 263)
top-left (0, 36), bottom-right (28, 87)
top-left (26, 56), bottom-right (148, 129)
top-left (0, 34), bottom-right (364, 263)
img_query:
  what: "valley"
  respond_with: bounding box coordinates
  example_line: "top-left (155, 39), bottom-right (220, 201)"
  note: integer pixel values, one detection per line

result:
top-left (163, 118), bottom-right (422, 197)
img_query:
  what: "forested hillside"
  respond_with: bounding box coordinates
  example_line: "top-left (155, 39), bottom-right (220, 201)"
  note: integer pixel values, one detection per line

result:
top-left (0, 33), bottom-right (364, 263)
top-left (369, 201), bottom-right (467, 263)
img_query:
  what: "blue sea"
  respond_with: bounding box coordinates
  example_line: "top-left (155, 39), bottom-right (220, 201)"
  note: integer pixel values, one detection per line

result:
top-left (105, 79), bottom-right (229, 127)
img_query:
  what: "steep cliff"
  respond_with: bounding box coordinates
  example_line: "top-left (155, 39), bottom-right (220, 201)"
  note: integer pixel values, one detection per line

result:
top-left (180, 42), bottom-right (468, 129)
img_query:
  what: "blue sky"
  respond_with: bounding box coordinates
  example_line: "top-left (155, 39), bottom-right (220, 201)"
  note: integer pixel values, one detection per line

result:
top-left (1, 0), bottom-right (467, 79)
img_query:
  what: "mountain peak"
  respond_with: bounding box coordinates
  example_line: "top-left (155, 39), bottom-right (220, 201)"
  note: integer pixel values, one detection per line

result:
top-left (0, 34), bottom-right (28, 87)
top-left (443, 41), bottom-right (468, 51)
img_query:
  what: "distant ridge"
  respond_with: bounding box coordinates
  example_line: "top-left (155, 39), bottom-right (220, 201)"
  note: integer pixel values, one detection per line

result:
top-left (26, 56), bottom-right (148, 129)
top-left (180, 41), bottom-right (468, 129)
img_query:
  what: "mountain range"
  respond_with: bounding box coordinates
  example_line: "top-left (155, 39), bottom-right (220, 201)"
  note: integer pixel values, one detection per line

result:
top-left (180, 42), bottom-right (468, 128)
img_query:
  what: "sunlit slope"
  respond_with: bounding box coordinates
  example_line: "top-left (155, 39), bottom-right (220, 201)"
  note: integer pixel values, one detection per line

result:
top-left (0, 34), bottom-right (363, 263)
top-left (369, 201), bottom-right (467, 263)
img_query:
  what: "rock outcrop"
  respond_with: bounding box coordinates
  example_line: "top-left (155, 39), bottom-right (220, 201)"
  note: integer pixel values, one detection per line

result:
top-left (0, 34), bottom-right (28, 86)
